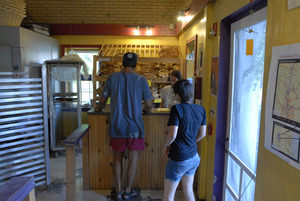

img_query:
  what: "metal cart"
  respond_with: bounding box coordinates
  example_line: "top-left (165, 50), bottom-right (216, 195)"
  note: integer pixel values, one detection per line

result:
top-left (44, 60), bottom-right (84, 152)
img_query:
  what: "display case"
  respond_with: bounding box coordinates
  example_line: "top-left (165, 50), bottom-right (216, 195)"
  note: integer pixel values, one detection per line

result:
top-left (92, 44), bottom-right (183, 107)
top-left (45, 60), bottom-right (84, 152)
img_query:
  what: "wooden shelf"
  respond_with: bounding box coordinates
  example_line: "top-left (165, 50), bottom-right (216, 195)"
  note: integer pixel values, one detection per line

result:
top-left (92, 44), bottom-right (183, 106)
top-left (99, 44), bottom-right (181, 58)
top-left (151, 77), bottom-right (168, 84)
top-left (96, 56), bottom-right (181, 64)
top-left (93, 76), bottom-right (107, 82)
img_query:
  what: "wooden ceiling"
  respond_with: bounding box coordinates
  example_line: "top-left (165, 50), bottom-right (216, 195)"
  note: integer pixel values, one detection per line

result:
top-left (22, 0), bottom-right (212, 37)
top-left (24, 0), bottom-right (193, 26)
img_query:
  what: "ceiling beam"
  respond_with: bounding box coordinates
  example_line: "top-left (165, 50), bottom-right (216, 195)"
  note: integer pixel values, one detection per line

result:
top-left (50, 24), bottom-right (176, 37)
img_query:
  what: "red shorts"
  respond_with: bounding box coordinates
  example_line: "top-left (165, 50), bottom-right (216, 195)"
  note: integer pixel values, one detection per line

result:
top-left (110, 137), bottom-right (145, 152)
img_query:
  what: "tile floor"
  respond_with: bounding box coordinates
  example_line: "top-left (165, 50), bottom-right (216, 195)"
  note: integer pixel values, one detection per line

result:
top-left (35, 153), bottom-right (184, 201)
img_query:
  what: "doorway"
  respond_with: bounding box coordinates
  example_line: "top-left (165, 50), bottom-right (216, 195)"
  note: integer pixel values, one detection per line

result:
top-left (223, 7), bottom-right (267, 201)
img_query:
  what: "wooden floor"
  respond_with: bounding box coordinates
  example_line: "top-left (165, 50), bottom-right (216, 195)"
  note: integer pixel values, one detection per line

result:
top-left (35, 153), bottom-right (184, 201)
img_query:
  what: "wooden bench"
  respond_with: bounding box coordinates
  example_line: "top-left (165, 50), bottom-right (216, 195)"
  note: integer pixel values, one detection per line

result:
top-left (0, 176), bottom-right (35, 201)
top-left (63, 124), bottom-right (90, 201)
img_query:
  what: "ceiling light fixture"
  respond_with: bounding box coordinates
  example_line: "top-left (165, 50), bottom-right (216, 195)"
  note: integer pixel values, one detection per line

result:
top-left (126, 25), bottom-right (155, 36)
top-left (133, 26), bottom-right (140, 35)
top-left (146, 26), bottom-right (153, 35)
top-left (177, 7), bottom-right (194, 22)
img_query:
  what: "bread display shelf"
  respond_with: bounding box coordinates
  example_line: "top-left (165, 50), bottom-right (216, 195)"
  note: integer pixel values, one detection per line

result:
top-left (94, 76), bottom-right (168, 84)
top-left (93, 44), bottom-right (183, 106)
top-left (99, 44), bottom-right (180, 58)
top-left (96, 56), bottom-right (181, 63)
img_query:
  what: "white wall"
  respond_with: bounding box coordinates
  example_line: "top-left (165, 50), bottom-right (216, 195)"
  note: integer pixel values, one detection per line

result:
top-left (0, 27), bottom-right (59, 74)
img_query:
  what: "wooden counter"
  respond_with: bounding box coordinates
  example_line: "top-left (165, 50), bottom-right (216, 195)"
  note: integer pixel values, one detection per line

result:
top-left (86, 109), bottom-right (169, 190)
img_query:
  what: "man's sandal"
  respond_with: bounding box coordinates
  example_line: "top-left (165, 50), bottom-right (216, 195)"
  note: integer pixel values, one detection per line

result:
top-left (111, 188), bottom-right (123, 201)
top-left (122, 187), bottom-right (140, 200)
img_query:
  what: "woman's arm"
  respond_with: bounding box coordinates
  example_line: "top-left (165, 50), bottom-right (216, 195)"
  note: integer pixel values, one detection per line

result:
top-left (160, 86), bottom-right (169, 108)
top-left (196, 125), bottom-right (206, 142)
top-left (163, 125), bottom-right (178, 156)
top-left (164, 125), bottom-right (178, 147)
top-left (160, 99), bottom-right (166, 108)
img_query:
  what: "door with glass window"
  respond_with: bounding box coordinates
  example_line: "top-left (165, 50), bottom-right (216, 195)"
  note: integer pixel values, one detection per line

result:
top-left (223, 7), bottom-right (267, 201)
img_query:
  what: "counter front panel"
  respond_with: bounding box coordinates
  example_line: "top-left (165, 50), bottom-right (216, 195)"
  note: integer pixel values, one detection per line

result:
top-left (87, 111), bottom-right (169, 190)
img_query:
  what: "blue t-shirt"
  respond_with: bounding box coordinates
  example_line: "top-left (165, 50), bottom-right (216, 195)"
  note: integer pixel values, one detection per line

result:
top-left (167, 103), bottom-right (207, 161)
top-left (101, 71), bottom-right (153, 138)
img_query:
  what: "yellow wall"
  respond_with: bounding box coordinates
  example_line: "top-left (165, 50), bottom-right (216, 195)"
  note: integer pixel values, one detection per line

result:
top-left (179, 0), bottom-right (300, 200)
top-left (212, 0), bottom-right (300, 200)
top-left (177, 5), bottom-right (215, 199)
top-left (255, 0), bottom-right (300, 200)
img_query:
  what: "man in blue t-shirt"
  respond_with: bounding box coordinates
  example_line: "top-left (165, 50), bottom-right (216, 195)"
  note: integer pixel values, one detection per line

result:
top-left (96, 52), bottom-right (153, 200)
top-left (163, 79), bottom-right (206, 201)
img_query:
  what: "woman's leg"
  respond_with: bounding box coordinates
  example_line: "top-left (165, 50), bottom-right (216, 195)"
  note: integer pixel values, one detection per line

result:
top-left (164, 178), bottom-right (179, 201)
top-left (181, 175), bottom-right (195, 201)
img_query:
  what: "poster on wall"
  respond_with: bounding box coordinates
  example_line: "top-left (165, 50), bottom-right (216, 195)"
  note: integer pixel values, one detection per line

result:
top-left (271, 122), bottom-right (300, 162)
top-left (288, 0), bottom-right (300, 10)
top-left (210, 56), bottom-right (219, 96)
top-left (265, 43), bottom-right (300, 169)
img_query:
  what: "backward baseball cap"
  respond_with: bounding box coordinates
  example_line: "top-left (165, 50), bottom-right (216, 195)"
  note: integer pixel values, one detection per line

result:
top-left (122, 52), bottom-right (138, 68)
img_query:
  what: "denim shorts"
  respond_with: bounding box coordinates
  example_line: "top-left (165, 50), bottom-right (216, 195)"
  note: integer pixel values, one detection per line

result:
top-left (165, 153), bottom-right (200, 183)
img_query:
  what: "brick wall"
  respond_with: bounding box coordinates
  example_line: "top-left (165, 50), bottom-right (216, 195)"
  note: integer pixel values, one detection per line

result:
top-left (25, 0), bottom-right (186, 25)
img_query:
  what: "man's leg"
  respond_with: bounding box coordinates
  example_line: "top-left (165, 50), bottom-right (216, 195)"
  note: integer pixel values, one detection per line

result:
top-left (124, 150), bottom-right (139, 193)
top-left (164, 178), bottom-right (179, 201)
top-left (113, 151), bottom-right (124, 193)
top-left (181, 175), bottom-right (196, 201)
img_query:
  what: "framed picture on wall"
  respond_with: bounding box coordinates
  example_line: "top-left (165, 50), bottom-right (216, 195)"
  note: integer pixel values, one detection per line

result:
top-left (185, 35), bottom-right (197, 79)
top-left (196, 42), bottom-right (203, 76)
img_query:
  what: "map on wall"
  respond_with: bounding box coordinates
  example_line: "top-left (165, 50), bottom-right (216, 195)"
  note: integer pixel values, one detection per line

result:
top-left (272, 122), bottom-right (300, 162)
top-left (272, 59), bottom-right (300, 127)
top-left (265, 43), bottom-right (300, 169)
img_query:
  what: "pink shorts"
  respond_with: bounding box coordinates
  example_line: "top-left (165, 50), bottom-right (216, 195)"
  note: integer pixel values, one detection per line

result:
top-left (110, 137), bottom-right (145, 152)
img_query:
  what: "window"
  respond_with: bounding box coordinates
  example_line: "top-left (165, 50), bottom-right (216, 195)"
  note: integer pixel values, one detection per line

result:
top-left (64, 47), bottom-right (99, 106)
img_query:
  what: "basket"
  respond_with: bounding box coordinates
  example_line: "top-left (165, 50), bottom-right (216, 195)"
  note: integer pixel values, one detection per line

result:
top-left (0, 3), bottom-right (26, 15)
top-left (0, 0), bottom-right (26, 26)
top-left (0, 9), bottom-right (26, 26)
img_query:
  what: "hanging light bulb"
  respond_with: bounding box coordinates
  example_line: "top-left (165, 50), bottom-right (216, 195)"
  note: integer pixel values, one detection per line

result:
top-left (133, 26), bottom-right (140, 35)
top-left (177, 10), bottom-right (185, 21)
top-left (146, 27), bottom-right (153, 35)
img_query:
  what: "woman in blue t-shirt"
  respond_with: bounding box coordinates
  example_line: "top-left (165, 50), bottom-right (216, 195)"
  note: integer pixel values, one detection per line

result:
top-left (163, 79), bottom-right (207, 201)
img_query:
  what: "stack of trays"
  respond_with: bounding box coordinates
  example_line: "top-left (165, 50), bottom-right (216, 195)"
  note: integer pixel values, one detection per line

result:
top-left (0, 0), bottom-right (26, 26)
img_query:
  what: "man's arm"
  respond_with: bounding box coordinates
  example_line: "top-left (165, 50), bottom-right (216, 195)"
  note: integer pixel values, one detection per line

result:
top-left (143, 99), bottom-right (153, 113)
top-left (196, 125), bottom-right (206, 142)
top-left (94, 97), bottom-right (108, 112)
